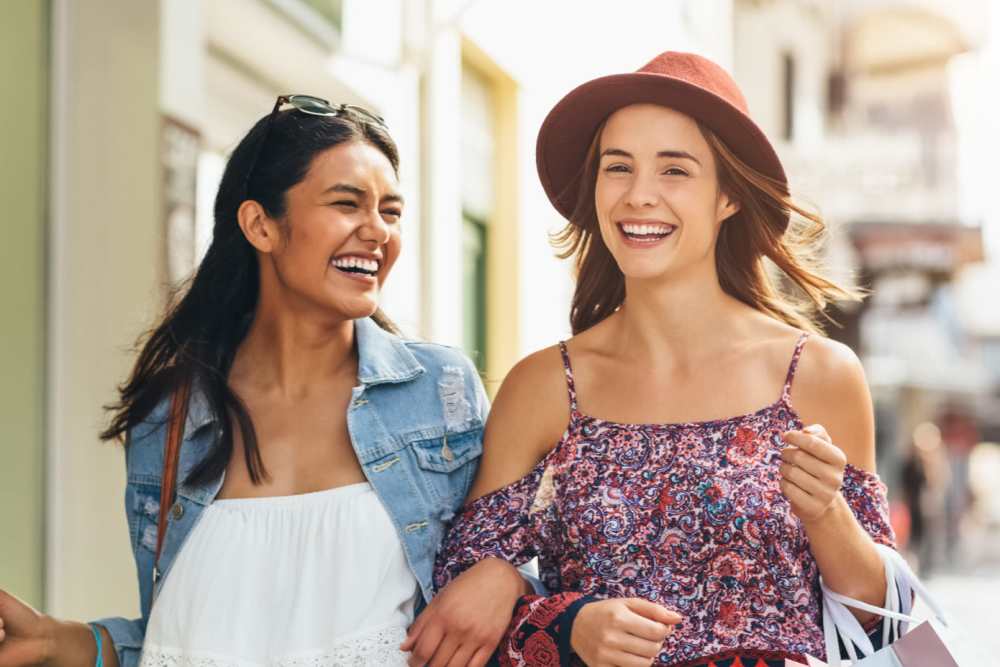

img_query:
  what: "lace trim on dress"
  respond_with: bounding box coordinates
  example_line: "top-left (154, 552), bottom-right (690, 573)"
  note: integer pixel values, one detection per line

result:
top-left (139, 625), bottom-right (410, 667)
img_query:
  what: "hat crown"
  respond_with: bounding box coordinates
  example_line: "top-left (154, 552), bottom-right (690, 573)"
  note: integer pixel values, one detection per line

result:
top-left (637, 51), bottom-right (749, 115)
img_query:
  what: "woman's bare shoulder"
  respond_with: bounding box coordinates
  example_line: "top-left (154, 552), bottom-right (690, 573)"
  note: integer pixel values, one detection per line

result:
top-left (466, 344), bottom-right (573, 501)
top-left (792, 333), bottom-right (876, 470)
top-left (490, 344), bottom-right (572, 450)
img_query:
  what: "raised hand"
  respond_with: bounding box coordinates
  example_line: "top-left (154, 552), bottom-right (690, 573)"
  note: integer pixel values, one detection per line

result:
top-left (780, 423), bottom-right (848, 524)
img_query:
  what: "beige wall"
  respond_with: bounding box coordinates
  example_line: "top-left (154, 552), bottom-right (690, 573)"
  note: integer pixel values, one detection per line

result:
top-left (46, 0), bottom-right (161, 619)
top-left (0, 0), bottom-right (48, 608)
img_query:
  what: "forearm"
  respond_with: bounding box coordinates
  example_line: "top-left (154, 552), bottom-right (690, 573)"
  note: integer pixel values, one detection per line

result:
top-left (48, 621), bottom-right (119, 667)
top-left (474, 556), bottom-right (535, 598)
top-left (802, 494), bottom-right (885, 619)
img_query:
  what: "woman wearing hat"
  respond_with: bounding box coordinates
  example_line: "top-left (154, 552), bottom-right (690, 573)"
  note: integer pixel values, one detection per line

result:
top-left (431, 52), bottom-right (896, 667)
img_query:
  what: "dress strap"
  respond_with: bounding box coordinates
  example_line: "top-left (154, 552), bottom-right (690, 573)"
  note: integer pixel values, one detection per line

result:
top-left (557, 341), bottom-right (579, 413)
top-left (781, 332), bottom-right (810, 401)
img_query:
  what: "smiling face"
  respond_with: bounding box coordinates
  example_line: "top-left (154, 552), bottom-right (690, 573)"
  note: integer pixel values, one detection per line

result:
top-left (594, 104), bottom-right (739, 283)
top-left (243, 140), bottom-right (403, 320)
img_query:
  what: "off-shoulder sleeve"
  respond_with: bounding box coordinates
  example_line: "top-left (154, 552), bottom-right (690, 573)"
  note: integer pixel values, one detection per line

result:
top-left (435, 461), bottom-right (596, 666)
top-left (491, 593), bottom-right (593, 667)
top-left (841, 464), bottom-right (896, 548)
top-left (839, 464), bottom-right (901, 641)
top-left (434, 459), bottom-right (557, 588)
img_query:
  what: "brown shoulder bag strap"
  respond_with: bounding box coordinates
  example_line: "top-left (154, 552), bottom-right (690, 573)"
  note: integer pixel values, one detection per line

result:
top-left (154, 379), bottom-right (192, 581)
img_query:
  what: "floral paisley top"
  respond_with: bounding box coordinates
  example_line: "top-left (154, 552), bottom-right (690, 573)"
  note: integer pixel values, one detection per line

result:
top-left (434, 334), bottom-right (896, 667)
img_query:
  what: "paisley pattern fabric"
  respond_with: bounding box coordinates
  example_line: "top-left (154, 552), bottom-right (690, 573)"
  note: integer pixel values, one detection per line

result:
top-left (435, 335), bottom-right (896, 666)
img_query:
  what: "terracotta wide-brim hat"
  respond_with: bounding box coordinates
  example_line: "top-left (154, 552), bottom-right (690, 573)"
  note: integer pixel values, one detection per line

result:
top-left (536, 51), bottom-right (788, 227)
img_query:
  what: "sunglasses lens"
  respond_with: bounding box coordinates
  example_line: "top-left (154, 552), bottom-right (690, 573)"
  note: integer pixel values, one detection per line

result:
top-left (343, 104), bottom-right (386, 126)
top-left (288, 95), bottom-right (335, 116)
top-left (281, 95), bottom-right (387, 128)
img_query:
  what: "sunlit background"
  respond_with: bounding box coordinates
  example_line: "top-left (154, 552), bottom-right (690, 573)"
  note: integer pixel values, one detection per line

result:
top-left (2, 0), bottom-right (998, 653)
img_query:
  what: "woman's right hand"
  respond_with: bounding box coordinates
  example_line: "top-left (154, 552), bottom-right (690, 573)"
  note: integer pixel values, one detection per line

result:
top-left (570, 597), bottom-right (681, 667)
top-left (0, 589), bottom-right (56, 666)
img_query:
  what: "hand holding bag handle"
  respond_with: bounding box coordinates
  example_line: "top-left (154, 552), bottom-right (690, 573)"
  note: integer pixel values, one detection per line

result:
top-left (153, 378), bottom-right (192, 584)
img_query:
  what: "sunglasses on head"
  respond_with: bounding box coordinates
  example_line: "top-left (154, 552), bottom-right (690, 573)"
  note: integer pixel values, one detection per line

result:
top-left (243, 94), bottom-right (388, 200)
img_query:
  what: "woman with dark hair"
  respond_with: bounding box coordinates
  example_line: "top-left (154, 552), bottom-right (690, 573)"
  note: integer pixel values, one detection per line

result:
top-left (0, 96), bottom-right (528, 666)
top-left (435, 53), bottom-right (897, 667)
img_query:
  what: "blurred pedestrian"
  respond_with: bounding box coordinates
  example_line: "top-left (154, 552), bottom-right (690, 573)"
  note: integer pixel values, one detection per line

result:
top-left (910, 421), bottom-right (952, 575)
top-left (939, 407), bottom-right (979, 563)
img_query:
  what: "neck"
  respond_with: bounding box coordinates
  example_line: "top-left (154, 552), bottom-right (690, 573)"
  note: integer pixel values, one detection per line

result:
top-left (230, 297), bottom-right (357, 399)
top-left (614, 260), bottom-right (755, 364)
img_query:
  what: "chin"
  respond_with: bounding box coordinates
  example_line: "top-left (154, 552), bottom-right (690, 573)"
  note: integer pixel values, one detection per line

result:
top-left (622, 271), bottom-right (671, 284)
top-left (615, 258), bottom-right (675, 281)
top-left (325, 294), bottom-right (380, 321)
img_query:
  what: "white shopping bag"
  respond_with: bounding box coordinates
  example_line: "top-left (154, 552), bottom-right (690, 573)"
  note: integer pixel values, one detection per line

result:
top-left (786, 545), bottom-right (985, 666)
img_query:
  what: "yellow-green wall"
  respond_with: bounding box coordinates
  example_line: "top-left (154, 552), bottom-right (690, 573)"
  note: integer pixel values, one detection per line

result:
top-left (462, 38), bottom-right (520, 396)
top-left (0, 0), bottom-right (48, 607)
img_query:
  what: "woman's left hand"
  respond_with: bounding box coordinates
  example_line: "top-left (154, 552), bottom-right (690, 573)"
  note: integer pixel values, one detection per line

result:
top-left (402, 558), bottom-right (527, 667)
top-left (780, 424), bottom-right (848, 524)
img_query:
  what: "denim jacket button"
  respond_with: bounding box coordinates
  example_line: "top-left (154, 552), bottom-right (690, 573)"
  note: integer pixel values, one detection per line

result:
top-left (171, 502), bottom-right (184, 521)
top-left (441, 440), bottom-right (454, 462)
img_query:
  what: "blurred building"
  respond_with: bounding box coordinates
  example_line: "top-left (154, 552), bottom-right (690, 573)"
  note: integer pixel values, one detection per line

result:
top-left (733, 0), bottom-right (1000, 496)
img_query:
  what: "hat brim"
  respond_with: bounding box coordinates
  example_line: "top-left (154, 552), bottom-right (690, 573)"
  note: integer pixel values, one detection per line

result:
top-left (536, 72), bottom-right (788, 224)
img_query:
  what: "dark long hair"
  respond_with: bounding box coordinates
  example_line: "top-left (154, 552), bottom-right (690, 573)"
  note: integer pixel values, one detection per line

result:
top-left (552, 120), bottom-right (861, 335)
top-left (101, 107), bottom-right (400, 487)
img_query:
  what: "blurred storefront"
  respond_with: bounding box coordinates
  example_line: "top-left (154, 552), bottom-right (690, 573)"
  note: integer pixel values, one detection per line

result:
top-left (734, 0), bottom-right (1000, 573)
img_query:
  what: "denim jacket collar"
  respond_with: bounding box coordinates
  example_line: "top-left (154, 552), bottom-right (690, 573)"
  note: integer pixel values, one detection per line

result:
top-left (355, 316), bottom-right (425, 386)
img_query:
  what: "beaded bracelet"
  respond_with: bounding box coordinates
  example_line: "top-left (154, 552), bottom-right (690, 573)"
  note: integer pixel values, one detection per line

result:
top-left (88, 624), bottom-right (104, 667)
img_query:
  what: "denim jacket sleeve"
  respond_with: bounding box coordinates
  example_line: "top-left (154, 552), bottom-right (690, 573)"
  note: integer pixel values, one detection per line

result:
top-left (89, 427), bottom-right (154, 666)
top-left (90, 617), bottom-right (144, 667)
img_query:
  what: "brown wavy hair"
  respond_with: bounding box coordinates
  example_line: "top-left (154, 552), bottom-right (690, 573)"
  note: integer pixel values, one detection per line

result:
top-left (552, 121), bottom-right (861, 335)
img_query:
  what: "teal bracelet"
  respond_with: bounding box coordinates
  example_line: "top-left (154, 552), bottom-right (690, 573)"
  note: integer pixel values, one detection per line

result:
top-left (88, 623), bottom-right (104, 667)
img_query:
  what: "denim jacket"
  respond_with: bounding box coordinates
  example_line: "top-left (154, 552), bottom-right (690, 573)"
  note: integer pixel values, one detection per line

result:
top-left (92, 317), bottom-right (489, 666)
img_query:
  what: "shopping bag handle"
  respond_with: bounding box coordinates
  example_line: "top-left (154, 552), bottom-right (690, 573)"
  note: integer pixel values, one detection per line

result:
top-left (821, 544), bottom-right (951, 665)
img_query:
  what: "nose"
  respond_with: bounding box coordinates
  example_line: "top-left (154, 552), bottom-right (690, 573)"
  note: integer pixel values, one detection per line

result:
top-left (358, 210), bottom-right (391, 246)
top-left (624, 169), bottom-right (659, 209)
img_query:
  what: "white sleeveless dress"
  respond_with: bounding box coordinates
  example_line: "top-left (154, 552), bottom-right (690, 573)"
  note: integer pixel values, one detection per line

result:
top-left (139, 482), bottom-right (417, 666)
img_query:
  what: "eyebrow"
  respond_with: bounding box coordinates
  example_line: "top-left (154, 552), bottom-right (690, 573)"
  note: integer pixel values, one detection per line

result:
top-left (600, 148), bottom-right (701, 166)
top-left (323, 183), bottom-right (405, 205)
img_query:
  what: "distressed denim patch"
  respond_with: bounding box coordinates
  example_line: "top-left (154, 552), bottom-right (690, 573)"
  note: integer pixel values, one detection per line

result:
top-left (142, 496), bottom-right (160, 518)
top-left (141, 523), bottom-right (158, 551)
top-left (438, 365), bottom-right (472, 431)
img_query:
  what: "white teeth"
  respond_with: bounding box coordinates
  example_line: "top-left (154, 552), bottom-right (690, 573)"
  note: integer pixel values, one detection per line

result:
top-left (622, 223), bottom-right (673, 236)
top-left (332, 256), bottom-right (379, 273)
